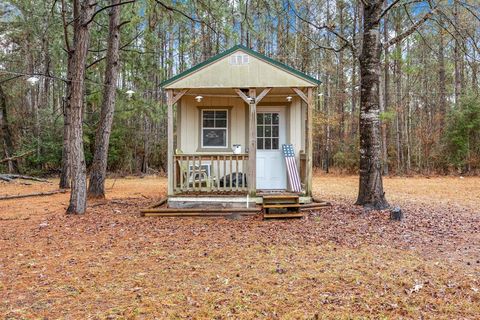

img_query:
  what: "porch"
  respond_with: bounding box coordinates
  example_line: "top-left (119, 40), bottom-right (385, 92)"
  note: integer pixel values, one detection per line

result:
top-left (173, 153), bottom-right (249, 193)
top-left (172, 152), bottom-right (308, 194)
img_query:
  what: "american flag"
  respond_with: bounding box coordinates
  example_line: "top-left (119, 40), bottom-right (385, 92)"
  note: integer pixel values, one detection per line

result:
top-left (282, 144), bottom-right (302, 193)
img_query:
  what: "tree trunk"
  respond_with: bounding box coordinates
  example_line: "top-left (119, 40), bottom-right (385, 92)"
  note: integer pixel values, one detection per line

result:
top-left (453, 0), bottom-right (461, 107)
top-left (324, 0), bottom-right (332, 173)
top-left (394, 14), bottom-right (403, 174)
top-left (381, 5), bottom-right (389, 175)
top-left (336, 0), bottom-right (346, 140)
top-left (141, 114), bottom-right (150, 174)
top-left (405, 39), bottom-right (412, 173)
top-left (87, 0), bottom-right (122, 199)
top-left (355, 0), bottom-right (389, 209)
top-left (0, 85), bottom-right (18, 173)
top-left (323, 69), bottom-right (331, 173)
top-left (472, 32), bottom-right (478, 95)
top-left (350, 0), bottom-right (361, 140)
top-left (438, 21), bottom-right (447, 119)
top-left (394, 67), bottom-right (402, 174)
top-left (66, 0), bottom-right (95, 214)
top-left (168, 12), bottom-right (174, 78)
top-left (59, 0), bottom-right (81, 190)
top-left (350, 60), bottom-right (357, 139)
top-left (59, 94), bottom-right (71, 189)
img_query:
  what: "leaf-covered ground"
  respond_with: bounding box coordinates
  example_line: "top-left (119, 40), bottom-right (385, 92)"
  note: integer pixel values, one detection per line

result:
top-left (0, 175), bottom-right (479, 319)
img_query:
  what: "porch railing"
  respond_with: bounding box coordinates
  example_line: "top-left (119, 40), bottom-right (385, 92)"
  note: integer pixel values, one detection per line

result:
top-left (173, 153), bottom-right (249, 193)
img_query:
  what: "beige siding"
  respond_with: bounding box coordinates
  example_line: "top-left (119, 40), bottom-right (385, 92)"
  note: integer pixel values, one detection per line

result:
top-left (178, 96), bottom-right (247, 153)
top-left (166, 49), bottom-right (315, 89)
top-left (289, 97), bottom-right (302, 155)
top-left (301, 100), bottom-right (306, 151)
top-left (178, 96), bottom-right (305, 163)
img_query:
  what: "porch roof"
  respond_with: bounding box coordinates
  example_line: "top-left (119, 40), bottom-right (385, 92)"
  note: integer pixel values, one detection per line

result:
top-left (160, 45), bottom-right (320, 89)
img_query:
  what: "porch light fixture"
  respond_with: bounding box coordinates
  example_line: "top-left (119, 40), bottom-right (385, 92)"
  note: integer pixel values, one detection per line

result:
top-left (27, 76), bottom-right (39, 86)
top-left (195, 95), bottom-right (203, 102)
top-left (286, 96), bottom-right (292, 102)
top-left (126, 89), bottom-right (135, 99)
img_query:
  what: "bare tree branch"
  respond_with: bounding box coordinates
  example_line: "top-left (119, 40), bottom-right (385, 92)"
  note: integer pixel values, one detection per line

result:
top-left (458, 0), bottom-right (480, 22)
top-left (378, 0), bottom-right (402, 22)
top-left (0, 74), bottom-right (23, 85)
top-left (87, 21), bottom-right (135, 53)
top-left (154, 0), bottom-right (219, 36)
top-left (287, 0), bottom-right (354, 52)
top-left (403, 3), bottom-right (436, 53)
top-left (85, 0), bottom-right (135, 26)
top-left (384, 6), bottom-right (438, 48)
top-left (86, 28), bottom-right (143, 69)
top-left (0, 150), bottom-right (34, 163)
top-left (432, 9), bottom-right (480, 62)
top-left (441, 6), bottom-right (480, 55)
top-left (86, 56), bottom-right (106, 70)
top-left (60, 0), bottom-right (71, 53)
top-left (292, 23), bottom-right (350, 53)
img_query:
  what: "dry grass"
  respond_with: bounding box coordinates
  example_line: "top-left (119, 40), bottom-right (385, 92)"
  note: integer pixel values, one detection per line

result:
top-left (0, 177), bottom-right (165, 221)
top-left (0, 175), bottom-right (479, 319)
top-left (314, 174), bottom-right (480, 210)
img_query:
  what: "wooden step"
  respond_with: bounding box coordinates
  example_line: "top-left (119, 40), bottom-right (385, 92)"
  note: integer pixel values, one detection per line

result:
top-left (263, 203), bottom-right (302, 209)
top-left (141, 207), bottom-right (259, 214)
top-left (141, 207), bottom-right (260, 217)
top-left (262, 195), bottom-right (300, 205)
top-left (143, 212), bottom-right (259, 217)
top-left (262, 194), bottom-right (299, 199)
top-left (263, 212), bottom-right (304, 219)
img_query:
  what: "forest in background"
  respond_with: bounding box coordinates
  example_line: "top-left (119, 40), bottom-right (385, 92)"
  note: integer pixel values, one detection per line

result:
top-left (1, 0), bottom-right (479, 178)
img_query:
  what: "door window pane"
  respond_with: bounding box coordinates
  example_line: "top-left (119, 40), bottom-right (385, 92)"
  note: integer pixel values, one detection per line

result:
top-left (272, 138), bottom-right (279, 149)
top-left (264, 113), bottom-right (272, 124)
top-left (272, 113), bottom-right (279, 124)
top-left (272, 125), bottom-right (279, 137)
top-left (265, 138), bottom-right (271, 149)
top-left (257, 125), bottom-right (263, 137)
top-left (265, 126), bottom-right (272, 137)
top-left (257, 113), bottom-right (263, 125)
top-left (257, 138), bottom-right (264, 150)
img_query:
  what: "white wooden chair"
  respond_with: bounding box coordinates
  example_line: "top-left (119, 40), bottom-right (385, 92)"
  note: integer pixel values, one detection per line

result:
top-left (176, 149), bottom-right (212, 189)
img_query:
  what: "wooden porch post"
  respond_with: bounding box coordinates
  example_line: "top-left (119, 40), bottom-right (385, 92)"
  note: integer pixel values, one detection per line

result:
top-left (306, 87), bottom-right (313, 196)
top-left (293, 87), bottom-right (314, 196)
top-left (167, 89), bottom-right (174, 196)
top-left (248, 88), bottom-right (257, 196)
top-left (166, 89), bottom-right (189, 196)
top-left (235, 87), bottom-right (271, 197)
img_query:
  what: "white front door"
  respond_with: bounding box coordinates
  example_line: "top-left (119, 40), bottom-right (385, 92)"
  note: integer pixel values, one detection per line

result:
top-left (256, 107), bottom-right (287, 190)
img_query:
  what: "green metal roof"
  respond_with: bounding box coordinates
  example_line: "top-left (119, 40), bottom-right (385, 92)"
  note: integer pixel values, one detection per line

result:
top-left (160, 44), bottom-right (321, 88)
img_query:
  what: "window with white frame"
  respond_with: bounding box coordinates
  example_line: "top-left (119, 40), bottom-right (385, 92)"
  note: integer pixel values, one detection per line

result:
top-left (257, 112), bottom-right (280, 150)
top-left (201, 110), bottom-right (228, 148)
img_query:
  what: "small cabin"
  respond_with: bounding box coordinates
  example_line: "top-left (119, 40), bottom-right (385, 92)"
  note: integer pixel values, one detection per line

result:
top-left (161, 45), bottom-right (319, 208)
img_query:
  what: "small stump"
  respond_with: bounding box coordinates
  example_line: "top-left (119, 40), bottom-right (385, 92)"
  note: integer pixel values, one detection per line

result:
top-left (390, 207), bottom-right (403, 221)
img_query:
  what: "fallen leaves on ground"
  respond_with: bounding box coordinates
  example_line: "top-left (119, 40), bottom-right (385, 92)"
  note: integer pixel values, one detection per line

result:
top-left (0, 175), bottom-right (479, 319)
